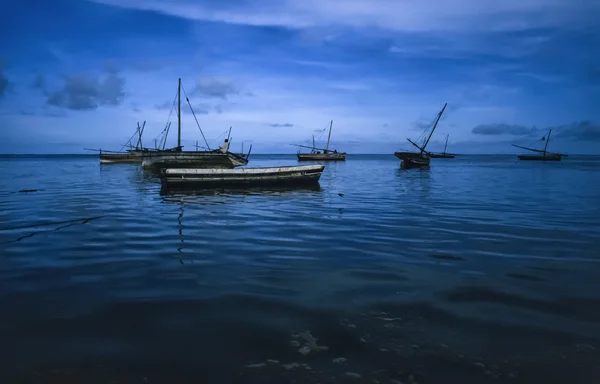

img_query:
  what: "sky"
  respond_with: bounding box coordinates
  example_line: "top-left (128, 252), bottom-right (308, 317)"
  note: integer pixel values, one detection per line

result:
top-left (1, 0), bottom-right (599, 154)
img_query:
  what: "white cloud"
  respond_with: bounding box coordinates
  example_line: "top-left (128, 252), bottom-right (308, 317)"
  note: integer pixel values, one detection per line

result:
top-left (88, 0), bottom-right (596, 32)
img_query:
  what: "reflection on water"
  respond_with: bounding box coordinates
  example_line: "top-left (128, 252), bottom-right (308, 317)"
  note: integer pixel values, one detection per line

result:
top-left (1, 154), bottom-right (600, 383)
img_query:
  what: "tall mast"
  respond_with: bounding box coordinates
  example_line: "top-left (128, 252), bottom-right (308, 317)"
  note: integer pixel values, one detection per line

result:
top-left (543, 129), bottom-right (551, 156)
top-left (177, 78), bottom-right (181, 150)
top-left (326, 120), bottom-right (333, 153)
top-left (421, 103), bottom-right (447, 153)
top-left (443, 134), bottom-right (449, 155)
top-left (312, 135), bottom-right (315, 152)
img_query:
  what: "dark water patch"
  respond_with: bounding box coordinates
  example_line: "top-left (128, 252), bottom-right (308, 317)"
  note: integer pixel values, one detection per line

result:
top-left (443, 286), bottom-right (600, 322)
top-left (18, 188), bottom-right (39, 193)
top-left (506, 272), bottom-right (545, 282)
top-left (345, 269), bottom-right (409, 282)
top-left (427, 253), bottom-right (466, 262)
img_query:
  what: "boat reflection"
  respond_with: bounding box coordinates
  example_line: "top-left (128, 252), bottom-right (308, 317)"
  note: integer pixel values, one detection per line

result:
top-left (160, 184), bottom-right (322, 197)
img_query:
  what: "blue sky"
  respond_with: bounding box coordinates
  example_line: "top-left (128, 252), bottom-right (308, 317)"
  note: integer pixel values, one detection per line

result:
top-left (1, 0), bottom-right (599, 154)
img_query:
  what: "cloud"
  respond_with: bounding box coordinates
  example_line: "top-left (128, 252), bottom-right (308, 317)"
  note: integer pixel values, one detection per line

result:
top-left (472, 121), bottom-right (600, 142)
top-left (472, 123), bottom-right (539, 136)
top-left (44, 68), bottom-right (126, 110)
top-left (88, 0), bottom-right (597, 33)
top-left (553, 121), bottom-right (600, 142)
top-left (269, 123), bottom-right (294, 128)
top-left (21, 110), bottom-right (67, 118)
top-left (190, 78), bottom-right (240, 100)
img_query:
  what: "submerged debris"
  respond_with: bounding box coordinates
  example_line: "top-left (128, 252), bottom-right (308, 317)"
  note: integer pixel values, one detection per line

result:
top-left (345, 372), bottom-right (362, 379)
top-left (291, 331), bottom-right (329, 355)
top-left (283, 363), bottom-right (300, 370)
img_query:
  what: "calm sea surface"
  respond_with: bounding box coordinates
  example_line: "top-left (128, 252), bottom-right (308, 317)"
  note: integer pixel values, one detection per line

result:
top-left (1, 154), bottom-right (600, 383)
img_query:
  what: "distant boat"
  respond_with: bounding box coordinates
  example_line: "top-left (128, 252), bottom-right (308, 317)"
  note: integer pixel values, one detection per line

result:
top-left (428, 134), bottom-right (455, 159)
top-left (85, 121), bottom-right (156, 164)
top-left (141, 78), bottom-right (250, 170)
top-left (512, 129), bottom-right (567, 161)
top-left (160, 164), bottom-right (325, 191)
top-left (292, 120), bottom-right (346, 161)
top-left (395, 103), bottom-right (447, 168)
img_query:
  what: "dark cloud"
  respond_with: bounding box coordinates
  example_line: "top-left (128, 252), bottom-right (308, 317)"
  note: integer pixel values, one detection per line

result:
top-left (270, 123), bottom-right (294, 128)
top-left (44, 68), bottom-right (126, 110)
top-left (191, 78), bottom-right (240, 100)
top-left (472, 123), bottom-right (540, 136)
top-left (553, 121), bottom-right (600, 142)
top-left (472, 121), bottom-right (600, 142)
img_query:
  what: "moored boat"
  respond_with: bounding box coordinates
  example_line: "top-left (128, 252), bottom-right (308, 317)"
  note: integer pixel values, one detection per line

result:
top-left (160, 164), bottom-right (325, 190)
top-left (292, 120), bottom-right (346, 161)
top-left (87, 121), bottom-right (155, 164)
top-left (395, 103), bottom-right (447, 169)
top-left (428, 134), bottom-right (455, 158)
top-left (141, 78), bottom-right (250, 170)
top-left (513, 129), bottom-right (566, 161)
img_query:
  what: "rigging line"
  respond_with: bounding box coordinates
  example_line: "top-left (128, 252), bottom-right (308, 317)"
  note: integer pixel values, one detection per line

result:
top-left (152, 88), bottom-right (179, 144)
top-left (117, 126), bottom-right (144, 153)
top-left (181, 84), bottom-right (211, 150)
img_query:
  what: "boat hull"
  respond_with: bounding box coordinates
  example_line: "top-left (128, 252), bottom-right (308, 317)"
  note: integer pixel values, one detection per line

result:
top-left (160, 164), bottom-right (325, 190)
top-left (99, 153), bottom-right (143, 164)
top-left (297, 153), bottom-right (346, 161)
top-left (394, 152), bottom-right (430, 168)
top-left (518, 154), bottom-right (562, 161)
top-left (142, 151), bottom-right (248, 170)
top-left (429, 153), bottom-right (455, 159)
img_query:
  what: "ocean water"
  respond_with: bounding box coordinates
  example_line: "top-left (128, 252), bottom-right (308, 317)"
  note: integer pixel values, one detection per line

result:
top-left (1, 154), bottom-right (599, 383)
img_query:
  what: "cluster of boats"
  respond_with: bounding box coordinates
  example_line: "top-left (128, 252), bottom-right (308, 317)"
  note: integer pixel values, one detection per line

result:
top-left (87, 78), bottom-right (567, 192)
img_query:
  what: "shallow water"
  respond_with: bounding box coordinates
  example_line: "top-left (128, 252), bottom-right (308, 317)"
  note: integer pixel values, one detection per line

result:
top-left (1, 154), bottom-right (600, 383)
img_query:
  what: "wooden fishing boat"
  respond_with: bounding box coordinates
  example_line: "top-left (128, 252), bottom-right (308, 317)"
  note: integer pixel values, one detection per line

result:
top-left (86, 121), bottom-right (156, 164)
top-left (292, 120), bottom-right (346, 161)
top-left (141, 78), bottom-right (250, 170)
top-left (160, 164), bottom-right (325, 190)
top-left (428, 134), bottom-right (455, 158)
top-left (513, 129), bottom-right (566, 161)
top-left (395, 103), bottom-right (447, 168)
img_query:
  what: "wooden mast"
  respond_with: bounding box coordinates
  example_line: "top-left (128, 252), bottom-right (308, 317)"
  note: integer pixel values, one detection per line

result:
top-left (325, 120), bottom-right (333, 154)
top-left (443, 134), bottom-right (449, 155)
top-left (543, 129), bottom-right (551, 156)
top-left (312, 135), bottom-right (315, 153)
top-left (420, 103), bottom-right (447, 154)
top-left (177, 78), bottom-right (181, 151)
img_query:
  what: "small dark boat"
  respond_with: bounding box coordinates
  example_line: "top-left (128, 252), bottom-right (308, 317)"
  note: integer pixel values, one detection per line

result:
top-left (160, 164), bottom-right (325, 190)
top-left (292, 120), bottom-right (346, 161)
top-left (395, 103), bottom-right (447, 168)
top-left (141, 78), bottom-right (250, 170)
top-left (513, 129), bottom-right (566, 161)
top-left (428, 134), bottom-right (455, 158)
top-left (86, 121), bottom-right (155, 164)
